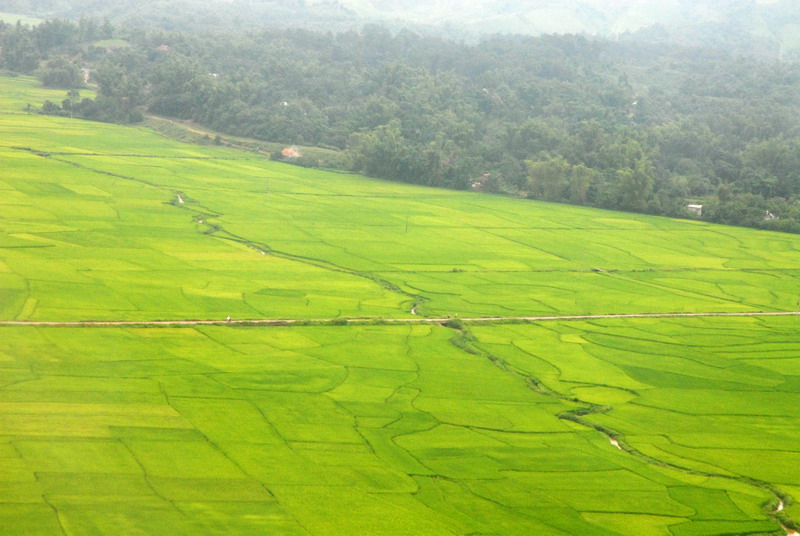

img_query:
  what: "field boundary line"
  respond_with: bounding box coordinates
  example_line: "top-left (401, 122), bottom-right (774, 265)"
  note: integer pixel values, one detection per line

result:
top-left (1, 311), bottom-right (799, 327)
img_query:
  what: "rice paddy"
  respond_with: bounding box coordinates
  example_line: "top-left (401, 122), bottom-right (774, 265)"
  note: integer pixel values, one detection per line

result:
top-left (4, 74), bottom-right (800, 322)
top-left (2, 320), bottom-right (797, 535)
top-left (2, 75), bottom-right (800, 535)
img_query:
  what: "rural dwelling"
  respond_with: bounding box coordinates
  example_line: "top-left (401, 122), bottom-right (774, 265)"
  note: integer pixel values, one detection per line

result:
top-left (281, 146), bottom-right (302, 158)
top-left (470, 173), bottom-right (492, 192)
top-left (156, 44), bottom-right (171, 52)
top-left (686, 204), bottom-right (703, 216)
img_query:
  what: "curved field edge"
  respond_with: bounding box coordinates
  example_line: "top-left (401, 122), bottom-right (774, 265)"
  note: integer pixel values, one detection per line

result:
top-left (2, 75), bottom-right (800, 536)
top-left (3, 76), bottom-right (800, 322)
top-left (468, 315), bottom-right (800, 533)
top-left (0, 320), bottom-right (796, 536)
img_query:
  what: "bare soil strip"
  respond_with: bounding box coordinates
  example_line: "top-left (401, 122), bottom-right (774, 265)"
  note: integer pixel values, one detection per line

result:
top-left (2, 310), bottom-right (799, 327)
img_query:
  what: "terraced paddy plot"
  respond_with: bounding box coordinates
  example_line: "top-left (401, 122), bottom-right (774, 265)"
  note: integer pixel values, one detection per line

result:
top-left (471, 316), bottom-right (800, 530)
top-left (3, 74), bottom-right (800, 535)
top-left (4, 77), bottom-right (800, 321)
top-left (0, 322), bottom-right (794, 535)
top-left (49, 150), bottom-right (800, 318)
top-left (0, 130), bottom-right (405, 320)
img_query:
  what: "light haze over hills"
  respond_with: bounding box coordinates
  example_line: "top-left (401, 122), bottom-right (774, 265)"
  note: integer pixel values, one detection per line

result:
top-left (312, 0), bottom-right (798, 52)
top-left (2, 0), bottom-right (798, 55)
top-left (307, 0), bottom-right (761, 34)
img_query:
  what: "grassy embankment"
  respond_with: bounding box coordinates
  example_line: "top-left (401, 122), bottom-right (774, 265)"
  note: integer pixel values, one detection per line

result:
top-left (0, 11), bottom-right (41, 25)
top-left (2, 75), bottom-right (800, 535)
top-left (143, 115), bottom-right (347, 169)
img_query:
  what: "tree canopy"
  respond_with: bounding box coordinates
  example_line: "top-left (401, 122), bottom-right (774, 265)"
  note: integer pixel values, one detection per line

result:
top-left (4, 18), bottom-right (800, 232)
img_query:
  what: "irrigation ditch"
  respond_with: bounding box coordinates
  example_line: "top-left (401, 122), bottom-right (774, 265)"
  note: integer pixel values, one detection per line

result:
top-left (443, 323), bottom-right (799, 534)
top-left (8, 145), bottom-right (800, 533)
top-left (11, 145), bottom-right (431, 317)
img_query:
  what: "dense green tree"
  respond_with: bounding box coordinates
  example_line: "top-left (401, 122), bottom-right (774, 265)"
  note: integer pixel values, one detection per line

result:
top-left (740, 138), bottom-right (800, 198)
top-left (33, 19), bottom-right (78, 51)
top-left (148, 52), bottom-right (210, 118)
top-left (9, 17), bottom-right (800, 232)
top-left (37, 57), bottom-right (83, 88)
top-left (0, 25), bottom-right (39, 72)
top-left (526, 156), bottom-right (597, 204)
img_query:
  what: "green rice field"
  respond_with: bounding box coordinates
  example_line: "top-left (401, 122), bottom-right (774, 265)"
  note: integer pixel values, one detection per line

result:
top-left (1, 320), bottom-right (797, 535)
top-left (0, 12), bottom-right (41, 25)
top-left (2, 75), bottom-right (800, 535)
top-left (3, 76), bottom-right (800, 322)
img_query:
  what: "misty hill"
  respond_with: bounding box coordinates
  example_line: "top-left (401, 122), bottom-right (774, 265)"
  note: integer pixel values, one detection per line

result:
top-left (322, 0), bottom-right (794, 38)
top-left (1, 0), bottom-right (799, 57)
top-left (6, 15), bottom-right (800, 233)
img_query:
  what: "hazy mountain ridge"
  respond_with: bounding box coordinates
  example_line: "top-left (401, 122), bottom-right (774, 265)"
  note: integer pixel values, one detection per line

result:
top-left (302, 0), bottom-right (796, 42)
top-left (1, 0), bottom-right (798, 55)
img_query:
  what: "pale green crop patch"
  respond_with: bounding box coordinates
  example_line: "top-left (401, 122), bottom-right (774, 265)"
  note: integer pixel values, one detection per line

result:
top-left (0, 143), bottom-right (404, 320)
top-left (471, 316), bottom-right (800, 526)
top-left (0, 12), bottom-right (41, 25)
top-left (4, 75), bottom-right (800, 320)
top-left (2, 322), bottom-right (793, 535)
top-left (3, 74), bottom-right (800, 535)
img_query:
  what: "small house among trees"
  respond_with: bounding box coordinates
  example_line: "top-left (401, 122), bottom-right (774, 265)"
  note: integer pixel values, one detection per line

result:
top-left (687, 204), bottom-right (703, 216)
top-left (281, 146), bottom-right (302, 158)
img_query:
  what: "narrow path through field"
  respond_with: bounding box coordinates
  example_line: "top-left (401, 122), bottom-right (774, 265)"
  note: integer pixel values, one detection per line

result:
top-left (2, 310), bottom-right (798, 327)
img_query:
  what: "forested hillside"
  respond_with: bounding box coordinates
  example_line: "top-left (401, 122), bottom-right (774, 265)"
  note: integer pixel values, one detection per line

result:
top-left (3, 0), bottom-right (800, 57)
top-left (3, 18), bottom-right (800, 231)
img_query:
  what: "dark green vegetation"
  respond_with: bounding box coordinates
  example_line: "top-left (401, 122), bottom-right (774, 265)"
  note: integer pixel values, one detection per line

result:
top-left (3, 17), bottom-right (800, 231)
top-left (3, 75), bottom-right (800, 535)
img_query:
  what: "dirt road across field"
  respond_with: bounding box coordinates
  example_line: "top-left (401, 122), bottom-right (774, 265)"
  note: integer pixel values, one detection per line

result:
top-left (1, 310), bottom-right (799, 327)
